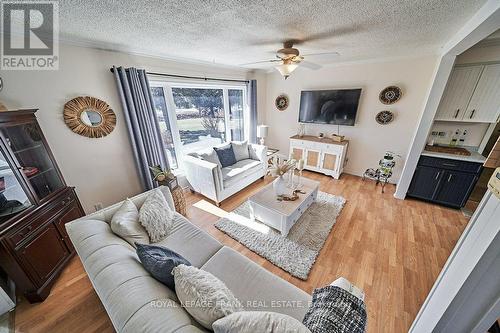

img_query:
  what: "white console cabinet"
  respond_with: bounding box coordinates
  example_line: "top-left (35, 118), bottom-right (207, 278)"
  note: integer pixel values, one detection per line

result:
top-left (289, 135), bottom-right (348, 179)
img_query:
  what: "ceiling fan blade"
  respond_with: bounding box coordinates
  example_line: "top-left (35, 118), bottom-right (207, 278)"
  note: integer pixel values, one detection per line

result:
top-left (300, 61), bottom-right (322, 70)
top-left (238, 59), bottom-right (282, 66)
top-left (248, 24), bottom-right (363, 46)
top-left (302, 52), bottom-right (340, 58)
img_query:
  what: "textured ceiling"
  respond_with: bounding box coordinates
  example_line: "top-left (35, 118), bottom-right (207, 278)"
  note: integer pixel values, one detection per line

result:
top-left (57, 0), bottom-right (487, 68)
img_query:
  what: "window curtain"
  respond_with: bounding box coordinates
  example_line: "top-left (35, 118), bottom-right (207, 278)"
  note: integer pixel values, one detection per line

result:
top-left (113, 66), bottom-right (168, 191)
top-left (247, 79), bottom-right (258, 144)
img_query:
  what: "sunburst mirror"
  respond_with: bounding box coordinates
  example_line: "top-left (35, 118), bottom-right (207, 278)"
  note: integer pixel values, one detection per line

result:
top-left (63, 96), bottom-right (116, 138)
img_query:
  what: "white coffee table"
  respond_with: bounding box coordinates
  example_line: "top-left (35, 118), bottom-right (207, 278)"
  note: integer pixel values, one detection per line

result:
top-left (248, 177), bottom-right (320, 236)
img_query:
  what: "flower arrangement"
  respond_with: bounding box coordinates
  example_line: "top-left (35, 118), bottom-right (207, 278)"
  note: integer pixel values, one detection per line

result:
top-left (268, 159), bottom-right (296, 178)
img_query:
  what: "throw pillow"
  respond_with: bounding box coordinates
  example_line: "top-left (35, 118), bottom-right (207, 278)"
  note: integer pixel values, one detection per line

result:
top-left (197, 149), bottom-right (222, 168)
top-left (110, 199), bottom-right (149, 247)
top-left (231, 141), bottom-right (249, 161)
top-left (172, 264), bottom-right (243, 329)
top-left (139, 188), bottom-right (175, 242)
top-left (302, 286), bottom-right (367, 333)
top-left (135, 243), bottom-right (190, 289)
top-left (213, 311), bottom-right (311, 333)
top-left (214, 144), bottom-right (237, 168)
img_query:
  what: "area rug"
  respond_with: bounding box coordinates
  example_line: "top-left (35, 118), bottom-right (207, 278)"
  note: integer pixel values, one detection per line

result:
top-left (215, 191), bottom-right (345, 280)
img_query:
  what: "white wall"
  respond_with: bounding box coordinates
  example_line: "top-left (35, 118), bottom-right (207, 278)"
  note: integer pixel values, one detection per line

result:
top-left (0, 43), bottom-right (251, 212)
top-left (263, 56), bottom-right (439, 182)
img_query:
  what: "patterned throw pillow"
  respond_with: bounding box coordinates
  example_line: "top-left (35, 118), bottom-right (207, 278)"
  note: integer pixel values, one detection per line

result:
top-left (110, 199), bottom-right (149, 247)
top-left (214, 144), bottom-right (237, 168)
top-left (172, 264), bottom-right (243, 329)
top-left (135, 243), bottom-right (190, 289)
top-left (139, 189), bottom-right (175, 242)
top-left (302, 286), bottom-right (367, 333)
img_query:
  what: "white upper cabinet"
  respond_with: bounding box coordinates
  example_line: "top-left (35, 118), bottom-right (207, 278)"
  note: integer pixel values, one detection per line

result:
top-left (466, 64), bottom-right (500, 123)
top-left (435, 64), bottom-right (500, 123)
top-left (435, 66), bottom-right (483, 121)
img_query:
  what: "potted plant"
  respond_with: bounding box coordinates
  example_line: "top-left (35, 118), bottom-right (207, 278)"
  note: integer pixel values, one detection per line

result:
top-left (149, 165), bottom-right (178, 190)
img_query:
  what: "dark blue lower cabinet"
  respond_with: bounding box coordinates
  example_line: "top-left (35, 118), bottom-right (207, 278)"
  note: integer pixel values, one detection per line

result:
top-left (407, 166), bottom-right (443, 200)
top-left (408, 157), bottom-right (481, 208)
top-left (434, 171), bottom-right (477, 208)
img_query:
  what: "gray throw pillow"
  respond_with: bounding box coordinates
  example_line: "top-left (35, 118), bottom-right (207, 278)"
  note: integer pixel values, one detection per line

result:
top-left (231, 141), bottom-right (250, 161)
top-left (214, 144), bottom-right (237, 168)
top-left (213, 311), bottom-right (311, 333)
top-left (197, 149), bottom-right (222, 168)
top-left (110, 199), bottom-right (149, 247)
top-left (135, 243), bottom-right (190, 289)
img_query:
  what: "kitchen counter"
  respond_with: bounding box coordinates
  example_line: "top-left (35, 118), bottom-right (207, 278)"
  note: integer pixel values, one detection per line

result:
top-left (421, 148), bottom-right (486, 164)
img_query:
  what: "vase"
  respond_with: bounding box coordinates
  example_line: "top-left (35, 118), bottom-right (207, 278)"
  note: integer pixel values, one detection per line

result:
top-left (272, 176), bottom-right (287, 196)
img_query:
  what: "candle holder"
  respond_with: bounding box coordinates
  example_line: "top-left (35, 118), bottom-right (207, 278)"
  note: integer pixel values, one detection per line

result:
top-left (296, 159), bottom-right (304, 189)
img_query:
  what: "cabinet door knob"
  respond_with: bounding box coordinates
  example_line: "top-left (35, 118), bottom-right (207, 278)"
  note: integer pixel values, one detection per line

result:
top-left (454, 109), bottom-right (460, 118)
top-left (469, 109), bottom-right (475, 119)
top-left (435, 171), bottom-right (441, 180)
top-left (448, 174), bottom-right (453, 182)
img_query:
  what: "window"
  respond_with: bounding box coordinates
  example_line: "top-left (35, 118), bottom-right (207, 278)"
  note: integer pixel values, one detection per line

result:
top-left (150, 82), bottom-right (248, 170)
top-left (151, 87), bottom-right (178, 169)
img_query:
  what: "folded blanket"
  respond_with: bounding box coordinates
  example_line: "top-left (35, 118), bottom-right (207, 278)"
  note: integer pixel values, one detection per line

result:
top-left (303, 286), bottom-right (367, 333)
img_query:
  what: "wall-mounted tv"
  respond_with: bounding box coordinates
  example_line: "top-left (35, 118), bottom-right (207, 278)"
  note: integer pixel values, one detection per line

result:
top-left (298, 89), bottom-right (362, 126)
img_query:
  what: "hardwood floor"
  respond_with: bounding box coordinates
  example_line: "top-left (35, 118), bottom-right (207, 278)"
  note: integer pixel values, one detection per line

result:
top-left (14, 173), bottom-right (469, 333)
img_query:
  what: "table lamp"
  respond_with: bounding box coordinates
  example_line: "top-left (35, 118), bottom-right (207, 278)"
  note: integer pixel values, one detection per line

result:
top-left (257, 125), bottom-right (269, 145)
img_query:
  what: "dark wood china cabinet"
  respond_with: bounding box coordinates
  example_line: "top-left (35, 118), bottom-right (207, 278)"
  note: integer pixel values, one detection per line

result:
top-left (0, 109), bottom-right (84, 302)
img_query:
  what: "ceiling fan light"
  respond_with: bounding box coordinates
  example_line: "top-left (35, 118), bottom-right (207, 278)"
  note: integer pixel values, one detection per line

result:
top-left (275, 63), bottom-right (298, 79)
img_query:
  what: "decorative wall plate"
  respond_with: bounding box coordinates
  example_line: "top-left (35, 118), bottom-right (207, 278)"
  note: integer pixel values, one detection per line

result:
top-left (375, 110), bottom-right (394, 125)
top-left (379, 86), bottom-right (402, 104)
top-left (64, 96), bottom-right (116, 138)
top-left (275, 94), bottom-right (289, 111)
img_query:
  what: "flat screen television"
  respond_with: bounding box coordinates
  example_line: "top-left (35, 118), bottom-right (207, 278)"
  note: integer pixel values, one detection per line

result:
top-left (298, 89), bottom-right (362, 126)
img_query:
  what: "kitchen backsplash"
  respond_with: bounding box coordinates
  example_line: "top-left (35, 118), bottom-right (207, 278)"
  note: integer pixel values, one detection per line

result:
top-left (428, 121), bottom-right (490, 147)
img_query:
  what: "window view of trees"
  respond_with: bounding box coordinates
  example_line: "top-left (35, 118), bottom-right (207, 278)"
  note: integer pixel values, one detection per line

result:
top-left (172, 88), bottom-right (225, 146)
top-left (151, 84), bottom-right (246, 169)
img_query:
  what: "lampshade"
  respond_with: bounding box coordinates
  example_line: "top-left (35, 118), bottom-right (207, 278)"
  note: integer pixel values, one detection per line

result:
top-left (257, 124), bottom-right (269, 138)
top-left (275, 63), bottom-right (298, 79)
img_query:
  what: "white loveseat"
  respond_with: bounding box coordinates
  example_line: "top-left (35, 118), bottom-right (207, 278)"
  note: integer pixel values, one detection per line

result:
top-left (183, 142), bottom-right (267, 206)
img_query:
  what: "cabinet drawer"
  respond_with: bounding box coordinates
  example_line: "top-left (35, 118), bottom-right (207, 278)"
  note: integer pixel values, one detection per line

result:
top-left (324, 144), bottom-right (343, 153)
top-left (290, 139), bottom-right (304, 147)
top-left (7, 191), bottom-right (76, 247)
top-left (7, 218), bottom-right (45, 247)
top-left (418, 156), bottom-right (482, 174)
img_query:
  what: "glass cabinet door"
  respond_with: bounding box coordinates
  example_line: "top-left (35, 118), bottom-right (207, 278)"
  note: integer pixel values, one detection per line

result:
top-left (0, 150), bottom-right (32, 222)
top-left (1, 122), bottom-right (64, 201)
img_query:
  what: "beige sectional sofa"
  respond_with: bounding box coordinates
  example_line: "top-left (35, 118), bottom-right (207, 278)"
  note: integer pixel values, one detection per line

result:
top-left (66, 187), bottom-right (311, 332)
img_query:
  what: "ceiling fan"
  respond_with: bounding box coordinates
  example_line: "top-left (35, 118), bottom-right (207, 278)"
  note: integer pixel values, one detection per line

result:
top-left (240, 40), bottom-right (339, 79)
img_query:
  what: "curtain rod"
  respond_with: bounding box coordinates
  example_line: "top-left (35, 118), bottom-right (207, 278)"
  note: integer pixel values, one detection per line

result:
top-left (109, 67), bottom-right (249, 84)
